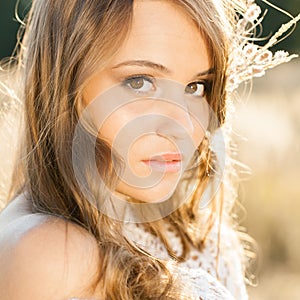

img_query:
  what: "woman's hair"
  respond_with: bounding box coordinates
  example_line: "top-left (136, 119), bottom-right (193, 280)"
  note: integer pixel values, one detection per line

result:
top-left (7, 0), bottom-right (247, 298)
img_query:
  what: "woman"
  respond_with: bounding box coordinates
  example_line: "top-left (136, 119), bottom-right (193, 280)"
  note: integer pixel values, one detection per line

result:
top-left (0, 0), bottom-right (297, 299)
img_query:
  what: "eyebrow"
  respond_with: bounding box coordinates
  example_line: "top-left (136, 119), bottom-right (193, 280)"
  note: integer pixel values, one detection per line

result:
top-left (112, 59), bottom-right (215, 77)
top-left (112, 60), bottom-right (171, 74)
top-left (195, 68), bottom-right (215, 77)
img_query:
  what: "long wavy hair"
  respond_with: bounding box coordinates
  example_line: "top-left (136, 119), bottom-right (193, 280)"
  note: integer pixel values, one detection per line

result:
top-left (6, 0), bottom-right (247, 298)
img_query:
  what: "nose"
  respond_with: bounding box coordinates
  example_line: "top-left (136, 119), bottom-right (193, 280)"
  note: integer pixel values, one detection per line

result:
top-left (154, 94), bottom-right (195, 141)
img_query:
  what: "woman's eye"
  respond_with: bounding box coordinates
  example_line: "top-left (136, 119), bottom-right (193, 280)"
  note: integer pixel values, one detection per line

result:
top-left (185, 81), bottom-right (207, 97)
top-left (123, 76), bottom-right (154, 94)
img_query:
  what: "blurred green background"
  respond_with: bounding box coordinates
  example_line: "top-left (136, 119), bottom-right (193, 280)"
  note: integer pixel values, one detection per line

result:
top-left (0, 0), bottom-right (300, 299)
top-left (0, 0), bottom-right (31, 60)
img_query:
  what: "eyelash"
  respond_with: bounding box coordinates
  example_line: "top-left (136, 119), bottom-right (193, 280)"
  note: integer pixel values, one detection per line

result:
top-left (122, 75), bottom-right (155, 94)
top-left (121, 74), bottom-right (212, 97)
top-left (185, 80), bottom-right (212, 98)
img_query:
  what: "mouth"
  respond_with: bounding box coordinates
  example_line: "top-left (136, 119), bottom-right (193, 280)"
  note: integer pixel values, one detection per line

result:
top-left (142, 153), bottom-right (183, 173)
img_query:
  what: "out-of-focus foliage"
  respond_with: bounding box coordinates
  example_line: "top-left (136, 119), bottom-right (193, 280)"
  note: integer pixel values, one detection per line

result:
top-left (0, 0), bottom-right (299, 299)
top-left (0, 0), bottom-right (299, 60)
top-left (0, 0), bottom-right (31, 59)
top-left (234, 60), bottom-right (300, 299)
top-left (256, 0), bottom-right (300, 53)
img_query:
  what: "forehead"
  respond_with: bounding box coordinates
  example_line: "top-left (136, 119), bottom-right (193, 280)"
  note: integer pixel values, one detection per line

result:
top-left (110, 0), bottom-right (210, 74)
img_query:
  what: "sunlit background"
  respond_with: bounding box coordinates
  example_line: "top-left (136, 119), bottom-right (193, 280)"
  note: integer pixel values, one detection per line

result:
top-left (0, 1), bottom-right (299, 299)
top-left (234, 59), bottom-right (300, 299)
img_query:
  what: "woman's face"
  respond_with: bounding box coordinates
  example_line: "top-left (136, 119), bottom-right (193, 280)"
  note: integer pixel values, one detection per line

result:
top-left (83, 0), bottom-right (211, 203)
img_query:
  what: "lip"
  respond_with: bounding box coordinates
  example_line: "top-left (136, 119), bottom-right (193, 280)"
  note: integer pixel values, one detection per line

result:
top-left (149, 153), bottom-right (183, 162)
top-left (142, 152), bottom-right (183, 173)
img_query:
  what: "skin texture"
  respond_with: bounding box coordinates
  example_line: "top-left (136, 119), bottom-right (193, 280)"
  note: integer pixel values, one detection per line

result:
top-left (0, 195), bottom-right (101, 300)
top-left (83, 0), bottom-right (211, 203)
top-left (0, 1), bottom-right (212, 299)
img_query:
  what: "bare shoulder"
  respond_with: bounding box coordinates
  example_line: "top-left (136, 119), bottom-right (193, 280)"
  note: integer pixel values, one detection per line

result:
top-left (0, 206), bottom-right (101, 300)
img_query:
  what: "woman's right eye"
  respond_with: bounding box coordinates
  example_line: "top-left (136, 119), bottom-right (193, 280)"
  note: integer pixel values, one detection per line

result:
top-left (122, 76), bottom-right (155, 94)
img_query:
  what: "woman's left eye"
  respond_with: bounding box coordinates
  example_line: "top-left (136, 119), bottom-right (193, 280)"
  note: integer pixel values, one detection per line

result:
top-left (123, 76), bottom-right (155, 94)
top-left (185, 81), bottom-right (207, 97)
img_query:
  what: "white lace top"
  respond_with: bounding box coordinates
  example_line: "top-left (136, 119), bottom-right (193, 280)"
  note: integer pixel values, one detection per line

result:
top-left (124, 217), bottom-right (248, 300)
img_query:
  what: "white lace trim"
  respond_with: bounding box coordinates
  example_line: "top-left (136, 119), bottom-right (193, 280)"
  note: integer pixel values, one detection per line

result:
top-left (124, 219), bottom-right (248, 300)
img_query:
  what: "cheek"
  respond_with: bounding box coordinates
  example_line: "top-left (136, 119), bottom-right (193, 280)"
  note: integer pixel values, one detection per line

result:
top-left (190, 106), bottom-right (209, 147)
top-left (193, 120), bottom-right (206, 146)
top-left (98, 108), bottom-right (133, 145)
top-left (98, 118), bottom-right (118, 144)
top-left (187, 97), bottom-right (210, 145)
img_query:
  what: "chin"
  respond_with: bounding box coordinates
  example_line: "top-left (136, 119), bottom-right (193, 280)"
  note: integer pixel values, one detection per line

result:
top-left (116, 179), bottom-right (179, 203)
